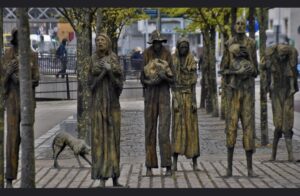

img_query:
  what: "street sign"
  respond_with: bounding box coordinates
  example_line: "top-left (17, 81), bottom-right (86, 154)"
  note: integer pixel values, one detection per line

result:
top-left (144, 8), bottom-right (157, 18)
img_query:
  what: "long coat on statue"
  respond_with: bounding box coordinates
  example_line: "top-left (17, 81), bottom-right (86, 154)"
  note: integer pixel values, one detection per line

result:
top-left (2, 46), bottom-right (39, 180)
top-left (171, 38), bottom-right (200, 159)
top-left (88, 35), bottom-right (123, 180)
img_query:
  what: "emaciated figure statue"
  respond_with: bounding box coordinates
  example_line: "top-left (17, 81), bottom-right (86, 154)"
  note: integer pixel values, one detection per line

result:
top-left (88, 33), bottom-right (124, 187)
top-left (171, 37), bottom-right (200, 171)
top-left (140, 30), bottom-right (174, 176)
top-left (2, 29), bottom-right (40, 188)
top-left (220, 17), bottom-right (258, 177)
top-left (264, 44), bottom-right (299, 162)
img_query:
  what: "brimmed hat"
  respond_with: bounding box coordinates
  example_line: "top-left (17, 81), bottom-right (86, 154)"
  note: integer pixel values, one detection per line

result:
top-left (277, 44), bottom-right (290, 55)
top-left (147, 30), bottom-right (167, 44)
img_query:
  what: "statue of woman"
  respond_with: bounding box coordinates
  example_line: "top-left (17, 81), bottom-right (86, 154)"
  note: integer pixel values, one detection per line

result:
top-left (171, 37), bottom-right (200, 171)
top-left (88, 33), bottom-right (123, 187)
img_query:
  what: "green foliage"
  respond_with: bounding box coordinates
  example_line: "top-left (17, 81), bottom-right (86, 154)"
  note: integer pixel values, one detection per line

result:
top-left (160, 8), bottom-right (189, 17)
top-left (161, 8), bottom-right (232, 35)
top-left (57, 8), bottom-right (97, 33)
top-left (101, 8), bottom-right (148, 40)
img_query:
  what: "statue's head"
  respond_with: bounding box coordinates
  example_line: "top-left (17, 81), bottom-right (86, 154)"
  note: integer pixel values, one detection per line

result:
top-left (235, 17), bottom-right (246, 34)
top-left (176, 37), bottom-right (190, 56)
top-left (95, 33), bottom-right (112, 54)
top-left (148, 30), bottom-right (167, 53)
top-left (277, 44), bottom-right (290, 62)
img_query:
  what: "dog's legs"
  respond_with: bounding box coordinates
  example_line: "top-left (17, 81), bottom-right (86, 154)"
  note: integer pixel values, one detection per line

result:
top-left (75, 154), bottom-right (84, 168)
top-left (81, 154), bottom-right (92, 166)
top-left (54, 144), bottom-right (66, 168)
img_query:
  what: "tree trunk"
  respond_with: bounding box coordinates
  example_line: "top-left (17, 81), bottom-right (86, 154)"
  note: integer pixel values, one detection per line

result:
top-left (209, 27), bottom-right (219, 117)
top-left (77, 10), bottom-right (93, 145)
top-left (96, 8), bottom-right (103, 35)
top-left (17, 8), bottom-right (35, 188)
top-left (248, 8), bottom-right (256, 40)
top-left (220, 12), bottom-right (230, 120)
top-left (258, 8), bottom-right (269, 146)
top-left (202, 30), bottom-right (211, 113)
top-left (0, 7), bottom-right (4, 188)
top-left (231, 8), bottom-right (237, 37)
top-left (200, 32), bottom-right (207, 109)
top-left (111, 37), bottom-right (118, 55)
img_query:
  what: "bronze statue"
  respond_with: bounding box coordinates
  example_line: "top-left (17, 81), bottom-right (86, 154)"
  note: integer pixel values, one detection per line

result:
top-left (88, 33), bottom-right (124, 187)
top-left (52, 132), bottom-right (92, 168)
top-left (220, 17), bottom-right (258, 177)
top-left (140, 30), bottom-right (174, 176)
top-left (171, 37), bottom-right (200, 171)
top-left (264, 44), bottom-right (299, 162)
top-left (2, 29), bottom-right (40, 188)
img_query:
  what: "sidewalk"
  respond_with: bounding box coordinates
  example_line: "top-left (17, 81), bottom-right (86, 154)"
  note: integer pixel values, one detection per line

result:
top-left (7, 78), bottom-right (300, 188)
top-left (10, 100), bottom-right (300, 188)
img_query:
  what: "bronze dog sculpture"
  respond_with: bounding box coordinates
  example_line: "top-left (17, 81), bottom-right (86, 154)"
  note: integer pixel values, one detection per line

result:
top-left (52, 132), bottom-right (92, 168)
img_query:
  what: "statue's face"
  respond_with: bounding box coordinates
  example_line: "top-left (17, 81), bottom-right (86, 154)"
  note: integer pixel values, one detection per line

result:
top-left (178, 42), bottom-right (189, 56)
top-left (235, 18), bottom-right (246, 34)
top-left (153, 41), bottom-right (163, 53)
top-left (278, 52), bottom-right (288, 62)
top-left (96, 35), bottom-right (108, 51)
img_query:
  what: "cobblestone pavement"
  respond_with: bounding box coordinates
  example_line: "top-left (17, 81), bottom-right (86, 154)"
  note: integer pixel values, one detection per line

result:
top-left (10, 107), bottom-right (300, 188)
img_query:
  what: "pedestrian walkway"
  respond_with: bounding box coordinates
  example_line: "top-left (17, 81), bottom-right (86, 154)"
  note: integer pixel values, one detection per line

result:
top-left (10, 106), bottom-right (300, 188)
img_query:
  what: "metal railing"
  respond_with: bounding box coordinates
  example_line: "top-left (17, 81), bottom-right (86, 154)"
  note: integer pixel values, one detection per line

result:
top-left (38, 53), bottom-right (77, 75)
top-left (119, 55), bottom-right (143, 80)
top-left (36, 53), bottom-right (77, 100)
top-left (36, 54), bottom-right (144, 100)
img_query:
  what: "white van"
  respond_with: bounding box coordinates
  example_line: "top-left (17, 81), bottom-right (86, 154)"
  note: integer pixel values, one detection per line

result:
top-left (30, 34), bottom-right (58, 55)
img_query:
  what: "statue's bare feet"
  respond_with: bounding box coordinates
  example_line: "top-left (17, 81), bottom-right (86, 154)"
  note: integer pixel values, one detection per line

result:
top-left (165, 167), bottom-right (172, 176)
top-left (146, 168), bottom-right (153, 177)
top-left (99, 180), bottom-right (106, 188)
top-left (223, 169), bottom-right (232, 178)
top-left (6, 180), bottom-right (13, 188)
top-left (113, 179), bottom-right (123, 187)
top-left (248, 170), bottom-right (258, 177)
top-left (172, 164), bottom-right (177, 171)
top-left (193, 164), bottom-right (200, 171)
top-left (269, 156), bottom-right (276, 162)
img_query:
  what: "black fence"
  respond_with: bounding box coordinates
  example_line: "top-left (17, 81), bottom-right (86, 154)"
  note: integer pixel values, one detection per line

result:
top-left (37, 53), bottom-right (77, 100)
top-left (38, 53), bottom-right (77, 75)
top-left (38, 54), bottom-right (143, 80)
top-left (119, 55), bottom-right (143, 80)
top-left (36, 54), bottom-right (143, 100)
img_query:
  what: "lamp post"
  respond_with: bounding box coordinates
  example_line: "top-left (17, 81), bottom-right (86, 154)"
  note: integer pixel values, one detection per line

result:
top-left (275, 8), bottom-right (281, 44)
top-left (157, 8), bottom-right (161, 31)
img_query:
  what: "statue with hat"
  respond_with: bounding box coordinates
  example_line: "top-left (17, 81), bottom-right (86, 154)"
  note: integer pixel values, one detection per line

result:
top-left (2, 28), bottom-right (40, 188)
top-left (263, 43), bottom-right (299, 162)
top-left (140, 30), bottom-right (175, 176)
top-left (220, 17), bottom-right (258, 177)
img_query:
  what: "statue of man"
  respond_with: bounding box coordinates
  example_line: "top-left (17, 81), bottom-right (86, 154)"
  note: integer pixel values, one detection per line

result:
top-left (264, 44), bottom-right (299, 162)
top-left (2, 29), bottom-right (40, 188)
top-left (140, 30), bottom-right (175, 176)
top-left (171, 37), bottom-right (200, 171)
top-left (220, 17), bottom-right (258, 177)
top-left (88, 33), bottom-right (124, 187)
